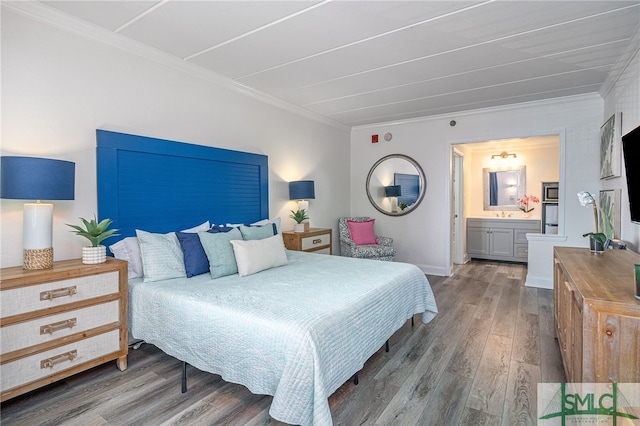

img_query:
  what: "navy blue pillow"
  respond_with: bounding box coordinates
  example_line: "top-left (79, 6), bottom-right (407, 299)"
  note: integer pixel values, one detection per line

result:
top-left (175, 232), bottom-right (210, 278)
top-left (209, 225), bottom-right (235, 233)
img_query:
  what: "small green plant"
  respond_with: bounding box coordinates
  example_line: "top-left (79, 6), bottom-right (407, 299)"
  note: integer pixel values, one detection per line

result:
top-left (582, 232), bottom-right (607, 244)
top-left (289, 209), bottom-right (309, 224)
top-left (399, 202), bottom-right (409, 211)
top-left (67, 216), bottom-right (119, 247)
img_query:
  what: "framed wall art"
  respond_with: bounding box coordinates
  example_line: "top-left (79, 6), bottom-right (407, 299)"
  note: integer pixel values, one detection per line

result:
top-left (598, 189), bottom-right (620, 239)
top-left (599, 112), bottom-right (622, 179)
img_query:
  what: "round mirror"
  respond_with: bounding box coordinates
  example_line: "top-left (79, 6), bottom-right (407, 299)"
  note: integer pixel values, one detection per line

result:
top-left (366, 154), bottom-right (426, 216)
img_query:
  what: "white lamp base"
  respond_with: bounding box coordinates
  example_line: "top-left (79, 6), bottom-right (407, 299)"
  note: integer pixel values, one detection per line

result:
top-left (23, 202), bottom-right (54, 270)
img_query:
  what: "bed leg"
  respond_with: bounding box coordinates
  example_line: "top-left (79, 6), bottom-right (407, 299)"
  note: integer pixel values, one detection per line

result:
top-left (353, 373), bottom-right (359, 385)
top-left (385, 340), bottom-right (389, 352)
top-left (182, 361), bottom-right (188, 393)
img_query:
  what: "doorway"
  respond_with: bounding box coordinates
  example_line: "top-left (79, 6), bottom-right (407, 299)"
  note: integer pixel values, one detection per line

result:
top-left (450, 135), bottom-right (561, 270)
top-left (452, 149), bottom-right (464, 265)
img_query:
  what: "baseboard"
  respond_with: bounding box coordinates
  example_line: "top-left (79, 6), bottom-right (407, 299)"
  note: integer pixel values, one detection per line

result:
top-left (525, 273), bottom-right (553, 289)
top-left (416, 264), bottom-right (450, 277)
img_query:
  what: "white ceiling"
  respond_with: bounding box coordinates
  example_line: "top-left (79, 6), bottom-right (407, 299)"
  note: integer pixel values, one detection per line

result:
top-left (25, 1), bottom-right (640, 127)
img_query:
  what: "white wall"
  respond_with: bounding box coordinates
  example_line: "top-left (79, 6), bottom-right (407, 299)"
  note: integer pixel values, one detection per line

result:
top-left (0, 8), bottom-right (351, 268)
top-left (351, 94), bottom-right (602, 277)
top-left (603, 46), bottom-right (640, 249)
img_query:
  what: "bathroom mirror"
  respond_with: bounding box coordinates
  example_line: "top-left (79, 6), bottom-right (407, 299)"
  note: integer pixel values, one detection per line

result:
top-left (366, 154), bottom-right (426, 216)
top-left (483, 165), bottom-right (526, 211)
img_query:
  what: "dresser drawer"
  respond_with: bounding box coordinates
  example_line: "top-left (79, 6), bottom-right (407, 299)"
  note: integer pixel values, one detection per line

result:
top-left (1, 271), bottom-right (119, 318)
top-left (1, 301), bottom-right (120, 356)
top-left (301, 233), bottom-right (331, 251)
top-left (1, 329), bottom-right (120, 392)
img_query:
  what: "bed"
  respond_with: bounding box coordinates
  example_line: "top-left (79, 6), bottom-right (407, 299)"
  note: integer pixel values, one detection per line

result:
top-left (97, 130), bottom-right (438, 426)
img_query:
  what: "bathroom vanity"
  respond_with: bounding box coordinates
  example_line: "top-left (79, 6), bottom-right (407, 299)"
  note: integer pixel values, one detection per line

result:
top-left (467, 218), bottom-right (541, 263)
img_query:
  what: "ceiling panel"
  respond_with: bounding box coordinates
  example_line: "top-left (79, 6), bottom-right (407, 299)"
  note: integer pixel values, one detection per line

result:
top-left (330, 85), bottom-right (601, 125)
top-left (31, 0), bottom-right (640, 127)
top-left (42, 0), bottom-right (158, 31)
top-left (279, 41), bottom-right (602, 106)
top-left (118, 1), bottom-right (319, 58)
top-left (306, 64), bottom-right (609, 115)
top-left (188, 1), bottom-right (477, 78)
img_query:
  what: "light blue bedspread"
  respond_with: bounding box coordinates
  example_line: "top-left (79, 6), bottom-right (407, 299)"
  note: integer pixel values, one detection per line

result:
top-left (130, 250), bottom-right (437, 425)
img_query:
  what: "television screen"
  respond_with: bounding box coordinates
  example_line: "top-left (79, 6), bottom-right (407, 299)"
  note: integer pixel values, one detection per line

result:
top-left (622, 125), bottom-right (640, 224)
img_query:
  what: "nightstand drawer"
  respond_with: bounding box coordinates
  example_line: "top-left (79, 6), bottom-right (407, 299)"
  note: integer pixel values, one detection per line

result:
top-left (1, 329), bottom-right (120, 392)
top-left (1, 271), bottom-right (119, 318)
top-left (1, 300), bottom-right (120, 355)
top-left (301, 234), bottom-right (331, 251)
top-left (282, 228), bottom-right (333, 254)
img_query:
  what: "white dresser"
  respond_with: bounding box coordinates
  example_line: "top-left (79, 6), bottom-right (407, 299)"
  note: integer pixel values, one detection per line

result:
top-left (0, 258), bottom-right (128, 401)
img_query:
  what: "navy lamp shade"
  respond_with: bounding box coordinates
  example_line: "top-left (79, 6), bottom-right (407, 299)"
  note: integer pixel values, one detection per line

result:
top-left (289, 180), bottom-right (315, 201)
top-left (384, 185), bottom-right (402, 197)
top-left (1, 156), bottom-right (75, 269)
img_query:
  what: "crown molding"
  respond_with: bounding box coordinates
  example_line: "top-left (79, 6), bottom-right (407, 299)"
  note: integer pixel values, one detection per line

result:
top-left (352, 92), bottom-right (603, 130)
top-left (3, 1), bottom-right (350, 132)
top-left (600, 25), bottom-right (640, 99)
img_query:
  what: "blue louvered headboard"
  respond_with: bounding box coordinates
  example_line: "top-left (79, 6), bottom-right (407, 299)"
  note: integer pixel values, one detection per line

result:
top-left (96, 130), bottom-right (268, 246)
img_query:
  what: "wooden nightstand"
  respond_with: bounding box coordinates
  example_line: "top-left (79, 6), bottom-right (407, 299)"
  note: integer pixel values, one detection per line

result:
top-left (0, 257), bottom-right (128, 402)
top-left (282, 228), bottom-right (332, 254)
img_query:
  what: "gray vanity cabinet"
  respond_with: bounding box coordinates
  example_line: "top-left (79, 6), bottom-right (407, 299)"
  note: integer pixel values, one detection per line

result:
top-left (467, 218), bottom-right (541, 262)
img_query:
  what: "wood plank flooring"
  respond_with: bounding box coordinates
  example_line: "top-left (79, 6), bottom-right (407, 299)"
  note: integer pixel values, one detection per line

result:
top-left (1, 261), bottom-right (565, 425)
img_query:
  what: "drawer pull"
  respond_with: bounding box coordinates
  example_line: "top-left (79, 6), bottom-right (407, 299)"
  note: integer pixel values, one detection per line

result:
top-left (312, 239), bottom-right (322, 245)
top-left (40, 318), bottom-right (77, 335)
top-left (40, 350), bottom-right (77, 369)
top-left (40, 286), bottom-right (77, 301)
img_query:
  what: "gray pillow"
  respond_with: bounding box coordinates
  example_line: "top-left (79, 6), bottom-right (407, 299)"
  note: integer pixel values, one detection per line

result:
top-left (198, 228), bottom-right (242, 279)
top-left (136, 230), bottom-right (186, 282)
top-left (239, 224), bottom-right (276, 240)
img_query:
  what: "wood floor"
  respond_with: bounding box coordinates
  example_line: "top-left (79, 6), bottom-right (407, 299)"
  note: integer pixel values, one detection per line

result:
top-left (1, 261), bottom-right (565, 425)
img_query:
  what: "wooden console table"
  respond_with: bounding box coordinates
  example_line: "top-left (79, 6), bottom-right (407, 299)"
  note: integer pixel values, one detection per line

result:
top-left (553, 247), bottom-right (640, 383)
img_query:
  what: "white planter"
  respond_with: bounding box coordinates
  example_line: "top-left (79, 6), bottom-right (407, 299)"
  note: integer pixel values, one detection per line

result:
top-left (294, 223), bottom-right (305, 233)
top-left (82, 245), bottom-right (107, 264)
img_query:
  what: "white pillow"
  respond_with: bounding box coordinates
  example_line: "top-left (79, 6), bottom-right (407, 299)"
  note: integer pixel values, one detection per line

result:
top-left (181, 221), bottom-right (210, 233)
top-left (230, 234), bottom-right (288, 277)
top-left (136, 230), bottom-right (186, 282)
top-left (110, 237), bottom-right (143, 279)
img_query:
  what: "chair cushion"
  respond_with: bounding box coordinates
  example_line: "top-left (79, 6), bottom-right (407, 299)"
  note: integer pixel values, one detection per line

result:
top-left (346, 219), bottom-right (377, 245)
top-left (351, 244), bottom-right (395, 259)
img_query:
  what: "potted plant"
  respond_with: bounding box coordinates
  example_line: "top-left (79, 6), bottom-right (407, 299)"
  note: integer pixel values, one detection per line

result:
top-left (577, 191), bottom-right (608, 253)
top-left (67, 216), bottom-right (119, 264)
top-left (516, 194), bottom-right (539, 217)
top-left (289, 209), bottom-right (309, 233)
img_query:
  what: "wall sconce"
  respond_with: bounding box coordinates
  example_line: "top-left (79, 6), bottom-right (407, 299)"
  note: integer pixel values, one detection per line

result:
top-left (491, 151), bottom-right (517, 160)
top-left (384, 185), bottom-right (402, 213)
top-left (289, 180), bottom-right (315, 230)
top-left (1, 156), bottom-right (75, 269)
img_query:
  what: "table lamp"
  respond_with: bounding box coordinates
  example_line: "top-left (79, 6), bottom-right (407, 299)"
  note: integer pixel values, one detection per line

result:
top-left (385, 185), bottom-right (402, 213)
top-left (1, 156), bottom-right (75, 269)
top-left (289, 180), bottom-right (315, 231)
